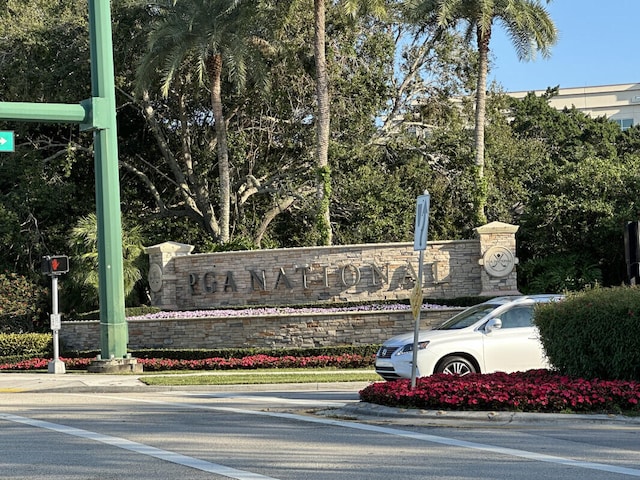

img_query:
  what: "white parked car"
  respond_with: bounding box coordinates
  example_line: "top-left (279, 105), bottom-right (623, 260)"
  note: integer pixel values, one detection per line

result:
top-left (375, 295), bottom-right (564, 380)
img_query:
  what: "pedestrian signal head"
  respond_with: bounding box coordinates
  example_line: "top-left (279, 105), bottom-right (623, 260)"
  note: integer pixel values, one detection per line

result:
top-left (42, 255), bottom-right (69, 275)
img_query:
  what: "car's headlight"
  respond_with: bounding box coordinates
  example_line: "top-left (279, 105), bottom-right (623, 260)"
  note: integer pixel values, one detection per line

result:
top-left (395, 341), bottom-right (430, 356)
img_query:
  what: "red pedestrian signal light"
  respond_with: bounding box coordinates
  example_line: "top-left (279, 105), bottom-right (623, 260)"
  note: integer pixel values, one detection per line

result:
top-left (42, 255), bottom-right (69, 275)
top-left (50, 255), bottom-right (69, 274)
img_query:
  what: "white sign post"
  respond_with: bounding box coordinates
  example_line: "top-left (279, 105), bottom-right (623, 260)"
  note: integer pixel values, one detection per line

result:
top-left (411, 191), bottom-right (430, 389)
top-left (42, 255), bottom-right (69, 374)
top-left (47, 275), bottom-right (65, 374)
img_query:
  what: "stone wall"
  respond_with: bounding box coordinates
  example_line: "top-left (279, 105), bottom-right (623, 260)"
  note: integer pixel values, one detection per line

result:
top-left (60, 221), bottom-right (520, 351)
top-left (60, 308), bottom-right (462, 351)
top-left (145, 221), bottom-right (520, 310)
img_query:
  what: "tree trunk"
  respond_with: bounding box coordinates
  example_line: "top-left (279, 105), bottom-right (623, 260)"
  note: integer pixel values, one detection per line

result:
top-left (208, 53), bottom-right (231, 244)
top-left (314, 0), bottom-right (332, 245)
top-left (138, 90), bottom-right (221, 239)
top-left (474, 24), bottom-right (490, 225)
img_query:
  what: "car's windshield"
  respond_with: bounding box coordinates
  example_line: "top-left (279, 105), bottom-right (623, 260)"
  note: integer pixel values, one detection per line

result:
top-left (435, 304), bottom-right (499, 330)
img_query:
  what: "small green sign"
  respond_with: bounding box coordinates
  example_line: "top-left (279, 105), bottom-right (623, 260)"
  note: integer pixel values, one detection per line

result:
top-left (0, 131), bottom-right (15, 152)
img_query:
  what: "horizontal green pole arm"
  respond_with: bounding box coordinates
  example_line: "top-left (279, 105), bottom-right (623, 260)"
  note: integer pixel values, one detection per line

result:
top-left (0, 101), bottom-right (89, 124)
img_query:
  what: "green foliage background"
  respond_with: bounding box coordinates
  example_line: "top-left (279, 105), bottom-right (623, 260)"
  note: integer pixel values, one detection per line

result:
top-left (1, 0), bottom-right (640, 330)
top-left (0, 274), bottom-right (48, 333)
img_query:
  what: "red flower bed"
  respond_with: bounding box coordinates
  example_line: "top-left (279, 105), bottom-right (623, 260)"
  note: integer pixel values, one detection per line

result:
top-left (7, 357), bottom-right (638, 414)
top-left (0, 353), bottom-right (373, 372)
top-left (359, 370), bottom-right (640, 414)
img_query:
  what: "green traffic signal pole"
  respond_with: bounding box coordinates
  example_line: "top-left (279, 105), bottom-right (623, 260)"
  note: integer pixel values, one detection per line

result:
top-left (0, 0), bottom-right (129, 362)
top-left (88, 0), bottom-right (128, 361)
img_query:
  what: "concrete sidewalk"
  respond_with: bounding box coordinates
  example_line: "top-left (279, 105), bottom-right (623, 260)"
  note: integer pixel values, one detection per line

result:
top-left (0, 371), bottom-right (147, 393)
top-left (0, 371), bottom-right (372, 394)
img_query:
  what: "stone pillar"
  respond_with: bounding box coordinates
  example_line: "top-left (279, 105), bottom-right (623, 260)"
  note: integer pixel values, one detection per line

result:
top-left (475, 222), bottom-right (521, 296)
top-left (145, 241), bottom-right (194, 309)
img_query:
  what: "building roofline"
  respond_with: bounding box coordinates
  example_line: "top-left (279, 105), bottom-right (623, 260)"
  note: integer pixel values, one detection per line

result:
top-left (508, 82), bottom-right (640, 96)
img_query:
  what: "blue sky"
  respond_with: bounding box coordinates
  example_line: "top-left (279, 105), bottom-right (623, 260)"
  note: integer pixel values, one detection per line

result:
top-left (488, 0), bottom-right (639, 92)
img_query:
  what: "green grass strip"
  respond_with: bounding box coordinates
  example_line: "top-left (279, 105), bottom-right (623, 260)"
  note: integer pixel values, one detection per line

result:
top-left (140, 370), bottom-right (380, 386)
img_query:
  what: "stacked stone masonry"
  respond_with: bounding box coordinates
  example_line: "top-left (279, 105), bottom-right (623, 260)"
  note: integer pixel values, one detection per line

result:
top-left (61, 221), bottom-right (521, 350)
top-left (60, 308), bottom-right (462, 351)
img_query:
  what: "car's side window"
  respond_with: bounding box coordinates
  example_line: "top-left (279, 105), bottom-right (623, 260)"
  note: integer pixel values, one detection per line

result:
top-left (499, 306), bottom-right (534, 329)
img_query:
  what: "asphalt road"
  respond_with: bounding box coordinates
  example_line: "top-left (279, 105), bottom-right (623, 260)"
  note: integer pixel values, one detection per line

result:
top-left (1, 382), bottom-right (640, 479)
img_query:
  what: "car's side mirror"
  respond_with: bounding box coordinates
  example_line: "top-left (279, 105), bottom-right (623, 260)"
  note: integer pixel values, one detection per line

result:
top-left (485, 318), bottom-right (502, 333)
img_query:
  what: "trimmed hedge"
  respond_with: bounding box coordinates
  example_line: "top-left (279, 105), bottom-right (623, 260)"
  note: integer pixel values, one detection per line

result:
top-left (70, 306), bottom-right (162, 321)
top-left (535, 286), bottom-right (640, 380)
top-left (0, 333), bottom-right (52, 358)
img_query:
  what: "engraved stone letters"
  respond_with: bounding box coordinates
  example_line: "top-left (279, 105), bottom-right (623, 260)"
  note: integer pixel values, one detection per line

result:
top-left (188, 261), bottom-right (421, 296)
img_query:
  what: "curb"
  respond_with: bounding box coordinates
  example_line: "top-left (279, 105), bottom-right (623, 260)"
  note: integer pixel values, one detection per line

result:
top-left (317, 402), bottom-right (640, 427)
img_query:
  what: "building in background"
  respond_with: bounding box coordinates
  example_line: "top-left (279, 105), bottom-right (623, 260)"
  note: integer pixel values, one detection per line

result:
top-left (509, 83), bottom-right (640, 131)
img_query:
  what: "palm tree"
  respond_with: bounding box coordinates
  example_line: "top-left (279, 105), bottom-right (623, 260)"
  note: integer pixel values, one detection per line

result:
top-left (410, 0), bottom-right (557, 224)
top-left (66, 214), bottom-right (144, 312)
top-left (281, 0), bottom-right (386, 245)
top-left (137, 0), bottom-right (259, 244)
top-left (313, 0), bottom-right (332, 245)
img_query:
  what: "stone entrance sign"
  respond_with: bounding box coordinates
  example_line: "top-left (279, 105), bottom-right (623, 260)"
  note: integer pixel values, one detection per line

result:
top-left (61, 222), bottom-right (522, 351)
top-left (144, 222), bottom-right (521, 310)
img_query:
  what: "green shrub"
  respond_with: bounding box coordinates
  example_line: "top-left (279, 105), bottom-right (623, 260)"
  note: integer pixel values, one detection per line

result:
top-left (0, 333), bottom-right (52, 357)
top-left (535, 286), bottom-right (640, 380)
top-left (518, 254), bottom-right (602, 294)
top-left (0, 354), bottom-right (37, 365)
top-left (68, 306), bottom-right (161, 321)
top-left (125, 306), bottom-right (162, 317)
top-left (0, 273), bottom-right (48, 333)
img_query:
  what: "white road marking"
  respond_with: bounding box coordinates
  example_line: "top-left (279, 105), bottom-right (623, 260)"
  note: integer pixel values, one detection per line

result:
top-left (99, 394), bottom-right (640, 478)
top-left (6, 393), bottom-right (640, 478)
top-left (173, 391), bottom-right (347, 407)
top-left (0, 412), bottom-right (280, 480)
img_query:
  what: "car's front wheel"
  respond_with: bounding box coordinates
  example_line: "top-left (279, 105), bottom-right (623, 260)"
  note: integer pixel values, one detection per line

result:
top-left (436, 356), bottom-right (476, 376)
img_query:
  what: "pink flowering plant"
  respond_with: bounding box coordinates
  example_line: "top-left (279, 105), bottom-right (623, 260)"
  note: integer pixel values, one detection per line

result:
top-left (0, 353), bottom-right (374, 372)
top-left (359, 369), bottom-right (640, 414)
top-left (125, 302), bottom-right (450, 321)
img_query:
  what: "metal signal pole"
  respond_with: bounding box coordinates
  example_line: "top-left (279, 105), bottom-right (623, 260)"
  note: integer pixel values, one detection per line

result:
top-left (0, 1), bottom-right (137, 370)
